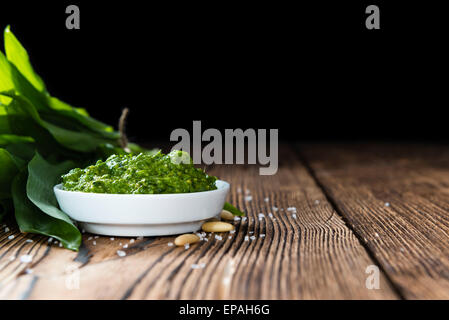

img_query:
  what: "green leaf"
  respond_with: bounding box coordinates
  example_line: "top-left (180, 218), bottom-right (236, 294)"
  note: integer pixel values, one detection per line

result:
top-left (0, 148), bottom-right (19, 198)
top-left (0, 134), bottom-right (34, 146)
top-left (12, 170), bottom-right (81, 250)
top-left (223, 202), bottom-right (245, 217)
top-left (2, 92), bottom-right (115, 152)
top-left (4, 26), bottom-right (46, 92)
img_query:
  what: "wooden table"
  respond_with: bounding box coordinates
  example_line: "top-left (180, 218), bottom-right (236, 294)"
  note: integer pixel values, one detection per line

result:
top-left (1, 144), bottom-right (448, 299)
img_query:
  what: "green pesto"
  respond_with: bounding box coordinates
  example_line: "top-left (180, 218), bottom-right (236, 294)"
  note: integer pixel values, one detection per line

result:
top-left (61, 150), bottom-right (217, 194)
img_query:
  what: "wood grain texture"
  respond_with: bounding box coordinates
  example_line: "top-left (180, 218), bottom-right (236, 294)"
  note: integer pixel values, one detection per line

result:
top-left (301, 144), bottom-right (449, 299)
top-left (0, 146), bottom-right (397, 299)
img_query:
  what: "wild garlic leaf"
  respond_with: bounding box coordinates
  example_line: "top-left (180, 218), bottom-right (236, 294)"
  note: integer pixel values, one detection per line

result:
top-left (0, 148), bottom-right (19, 198)
top-left (12, 170), bottom-right (81, 250)
top-left (4, 25), bottom-right (46, 92)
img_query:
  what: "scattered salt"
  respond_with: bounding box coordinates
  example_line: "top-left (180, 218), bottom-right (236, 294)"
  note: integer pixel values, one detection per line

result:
top-left (287, 207), bottom-right (297, 212)
top-left (116, 250), bottom-right (126, 257)
top-left (9, 256), bottom-right (16, 261)
top-left (234, 216), bottom-right (241, 221)
top-left (215, 235), bottom-right (223, 241)
top-left (20, 254), bottom-right (32, 263)
top-left (93, 241), bottom-right (97, 245)
top-left (8, 235), bottom-right (14, 240)
top-left (315, 200), bottom-right (320, 205)
top-left (244, 236), bottom-right (249, 241)
top-left (260, 234), bottom-right (265, 238)
top-left (237, 187), bottom-right (242, 193)
top-left (268, 213), bottom-right (274, 219)
top-left (249, 231), bottom-right (254, 234)
top-left (130, 239), bottom-right (135, 243)
top-left (385, 202), bottom-right (390, 207)
top-left (94, 236), bottom-right (99, 239)
top-left (123, 244), bottom-right (128, 248)
top-left (241, 217), bottom-right (247, 222)
top-left (272, 206), bottom-right (278, 212)
top-left (250, 236), bottom-right (256, 241)
top-left (88, 236), bottom-right (93, 241)
top-left (59, 243), bottom-right (63, 247)
top-left (244, 196), bottom-right (253, 202)
top-left (184, 243), bottom-right (190, 250)
top-left (4, 227), bottom-right (10, 232)
top-left (110, 237), bottom-right (115, 241)
top-left (167, 242), bottom-right (173, 247)
top-left (258, 213), bottom-right (265, 219)
top-left (228, 236), bottom-right (232, 239)
top-left (48, 237), bottom-right (53, 243)
top-left (374, 233), bottom-right (380, 238)
top-left (230, 230), bottom-right (236, 234)
top-left (264, 197), bottom-right (269, 202)
top-left (26, 239), bottom-right (35, 243)
top-left (292, 214), bottom-right (297, 219)
top-left (25, 268), bottom-right (33, 274)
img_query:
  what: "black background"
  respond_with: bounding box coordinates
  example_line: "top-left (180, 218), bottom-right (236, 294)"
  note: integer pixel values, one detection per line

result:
top-left (0, 1), bottom-right (447, 143)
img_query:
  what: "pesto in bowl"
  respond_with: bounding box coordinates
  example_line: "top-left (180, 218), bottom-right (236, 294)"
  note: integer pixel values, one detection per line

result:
top-left (61, 150), bottom-right (217, 194)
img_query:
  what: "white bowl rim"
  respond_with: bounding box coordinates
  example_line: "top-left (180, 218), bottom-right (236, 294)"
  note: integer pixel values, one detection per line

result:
top-left (54, 179), bottom-right (229, 198)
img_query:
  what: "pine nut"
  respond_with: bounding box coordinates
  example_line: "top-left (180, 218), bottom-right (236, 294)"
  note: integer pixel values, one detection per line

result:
top-left (202, 221), bottom-right (235, 233)
top-left (220, 210), bottom-right (234, 221)
top-left (174, 234), bottom-right (200, 246)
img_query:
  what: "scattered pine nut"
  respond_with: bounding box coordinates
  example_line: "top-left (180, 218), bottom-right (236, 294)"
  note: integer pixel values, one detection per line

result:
top-left (174, 234), bottom-right (200, 246)
top-left (220, 210), bottom-right (234, 221)
top-left (202, 221), bottom-right (235, 233)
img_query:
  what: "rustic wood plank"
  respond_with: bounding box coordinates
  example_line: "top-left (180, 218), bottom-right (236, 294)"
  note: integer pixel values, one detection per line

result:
top-left (0, 146), bottom-right (398, 299)
top-left (301, 144), bottom-right (449, 299)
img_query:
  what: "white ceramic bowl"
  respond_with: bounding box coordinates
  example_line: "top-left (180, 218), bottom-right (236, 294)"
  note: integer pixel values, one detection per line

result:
top-left (54, 180), bottom-right (230, 237)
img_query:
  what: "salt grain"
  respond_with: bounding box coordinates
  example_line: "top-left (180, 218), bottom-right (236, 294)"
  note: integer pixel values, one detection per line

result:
top-left (215, 235), bottom-right (223, 241)
top-left (228, 236), bottom-right (232, 239)
top-left (116, 250), bottom-right (126, 257)
top-left (374, 233), bottom-right (380, 238)
top-left (88, 236), bottom-right (93, 241)
top-left (123, 244), bottom-right (128, 248)
top-left (258, 213), bottom-right (265, 219)
top-left (59, 243), bottom-right (63, 247)
top-left (94, 236), bottom-right (99, 239)
top-left (230, 230), bottom-right (235, 234)
top-left (244, 236), bottom-right (249, 241)
top-left (184, 243), bottom-right (190, 250)
top-left (385, 202), bottom-right (390, 207)
top-left (8, 235), bottom-right (14, 240)
top-left (249, 231), bottom-right (254, 234)
top-left (20, 254), bottom-right (32, 263)
top-left (268, 213), bottom-right (274, 218)
top-left (292, 214), bottom-right (297, 219)
top-left (314, 200), bottom-right (320, 205)
top-left (244, 196), bottom-right (253, 202)
top-left (93, 241), bottom-right (96, 245)
top-left (260, 234), bottom-right (265, 238)
top-left (48, 237), bottom-right (53, 243)
top-left (167, 242), bottom-right (173, 247)
top-left (110, 237), bottom-right (115, 241)
top-left (234, 216), bottom-right (241, 221)
top-left (9, 256), bottom-right (16, 261)
top-left (4, 227), bottom-right (10, 232)
top-left (242, 217), bottom-right (247, 222)
top-left (130, 239), bottom-right (135, 243)
top-left (264, 197), bottom-right (269, 202)
top-left (250, 236), bottom-right (256, 241)
top-left (26, 239), bottom-right (33, 243)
